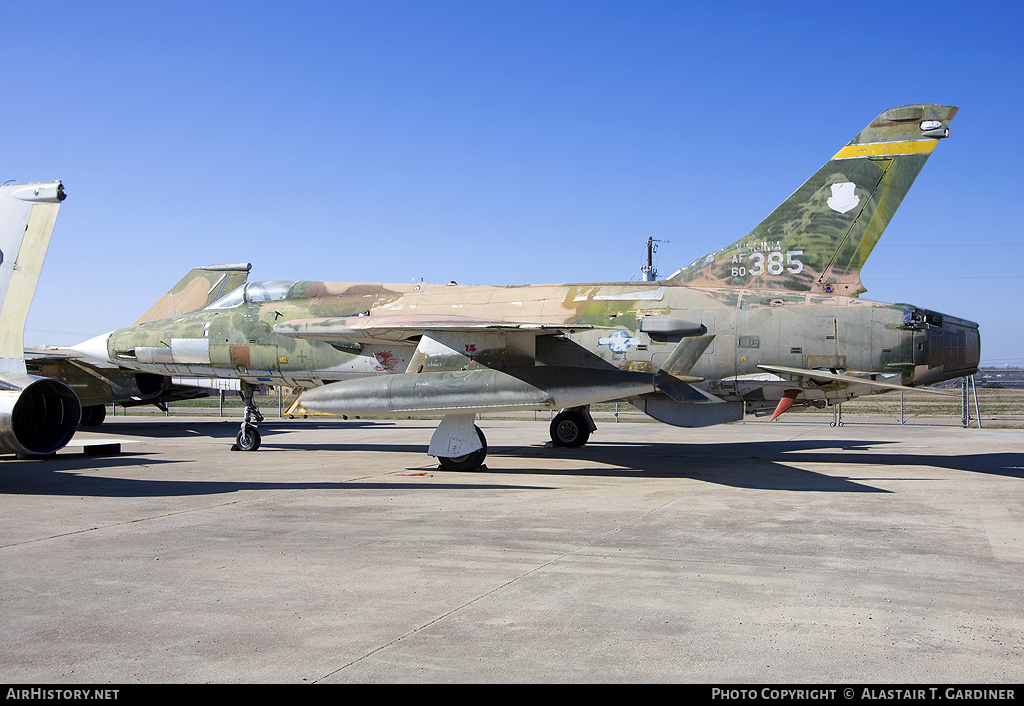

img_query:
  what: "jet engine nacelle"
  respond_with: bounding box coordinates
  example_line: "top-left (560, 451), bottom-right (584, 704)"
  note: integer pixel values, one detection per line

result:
top-left (0, 373), bottom-right (81, 455)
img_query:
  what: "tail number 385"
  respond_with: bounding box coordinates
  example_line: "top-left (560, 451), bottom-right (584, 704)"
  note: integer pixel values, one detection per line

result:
top-left (733, 250), bottom-right (804, 277)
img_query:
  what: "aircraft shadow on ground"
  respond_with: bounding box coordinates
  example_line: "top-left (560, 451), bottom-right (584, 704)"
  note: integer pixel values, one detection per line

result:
top-left (269, 435), bottom-right (1024, 492)
top-left (10, 420), bottom-right (1019, 498)
top-left (83, 418), bottom-right (403, 439)
top-left (0, 450), bottom-right (551, 498)
top-left (492, 439), bottom-right (1024, 491)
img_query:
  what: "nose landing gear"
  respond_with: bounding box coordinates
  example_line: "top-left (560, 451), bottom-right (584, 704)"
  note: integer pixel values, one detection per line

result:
top-left (232, 381), bottom-right (264, 451)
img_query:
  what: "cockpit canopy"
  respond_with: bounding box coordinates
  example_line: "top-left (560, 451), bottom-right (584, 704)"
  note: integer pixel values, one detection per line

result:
top-left (205, 281), bottom-right (298, 309)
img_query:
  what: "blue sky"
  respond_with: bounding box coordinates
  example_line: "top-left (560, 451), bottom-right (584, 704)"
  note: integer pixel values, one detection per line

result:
top-left (4, 1), bottom-right (1022, 365)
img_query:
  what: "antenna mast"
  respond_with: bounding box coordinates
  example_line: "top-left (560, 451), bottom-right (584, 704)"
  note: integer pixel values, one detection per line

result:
top-left (641, 237), bottom-right (668, 281)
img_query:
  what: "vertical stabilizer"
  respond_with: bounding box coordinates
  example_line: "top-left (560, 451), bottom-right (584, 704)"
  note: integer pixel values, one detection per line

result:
top-left (669, 105), bottom-right (957, 296)
top-left (133, 263), bottom-right (252, 324)
top-left (0, 181), bottom-right (66, 372)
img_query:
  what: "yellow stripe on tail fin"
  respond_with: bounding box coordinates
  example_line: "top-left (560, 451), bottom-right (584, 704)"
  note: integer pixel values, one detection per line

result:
top-left (669, 104), bottom-right (957, 296)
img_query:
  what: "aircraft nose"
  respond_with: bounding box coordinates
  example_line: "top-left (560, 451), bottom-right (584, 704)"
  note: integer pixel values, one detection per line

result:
top-left (71, 331), bottom-right (114, 364)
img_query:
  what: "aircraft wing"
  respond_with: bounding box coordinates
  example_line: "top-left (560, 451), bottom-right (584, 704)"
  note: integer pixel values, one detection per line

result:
top-left (273, 316), bottom-right (594, 344)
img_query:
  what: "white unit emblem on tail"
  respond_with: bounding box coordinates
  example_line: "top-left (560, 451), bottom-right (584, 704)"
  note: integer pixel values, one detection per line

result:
top-left (827, 182), bottom-right (860, 214)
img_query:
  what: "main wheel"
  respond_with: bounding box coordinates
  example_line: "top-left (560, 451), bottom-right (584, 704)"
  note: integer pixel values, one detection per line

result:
top-left (236, 425), bottom-right (261, 451)
top-left (437, 426), bottom-right (487, 471)
top-left (550, 410), bottom-right (591, 448)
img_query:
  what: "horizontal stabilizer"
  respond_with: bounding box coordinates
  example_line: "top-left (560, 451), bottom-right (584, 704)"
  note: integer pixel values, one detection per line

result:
top-left (757, 364), bottom-right (952, 395)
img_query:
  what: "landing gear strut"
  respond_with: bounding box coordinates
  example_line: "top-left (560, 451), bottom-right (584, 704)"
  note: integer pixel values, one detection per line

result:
top-left (233, 382), bottom-right (264, 451)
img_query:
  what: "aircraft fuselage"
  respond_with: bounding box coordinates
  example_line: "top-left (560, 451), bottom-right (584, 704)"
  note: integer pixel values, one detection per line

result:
top-left (100, 279), bottom-right (980, 417)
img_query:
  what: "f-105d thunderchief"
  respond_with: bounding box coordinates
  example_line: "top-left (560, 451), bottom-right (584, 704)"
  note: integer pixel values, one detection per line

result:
top-left (75, 104), bottom-right (979, 470)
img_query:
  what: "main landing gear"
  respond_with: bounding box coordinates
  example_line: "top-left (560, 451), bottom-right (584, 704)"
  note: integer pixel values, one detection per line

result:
top-left (431, 406), bottom-right (597, 472)
top-left (233, 382), bottom-right (264, 451)
top-left (549, 406), bottom-right (596, 448)
top-left (437, 426), bottom-right (488, 471)
top-left (429, 414), bottom-right (489, 471)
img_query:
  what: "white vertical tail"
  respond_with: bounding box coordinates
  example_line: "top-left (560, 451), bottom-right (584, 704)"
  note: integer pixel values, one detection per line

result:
top-left (0, 180), bottom-right (66, 369)
top-left (0, 180), bottom-right (80, 455)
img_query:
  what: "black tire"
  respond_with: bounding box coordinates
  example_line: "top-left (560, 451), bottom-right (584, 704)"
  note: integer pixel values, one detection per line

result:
top-left (79, 405), bottom-right (107, 427)
top-left (437, 426), bottom-right (487, 471)
top-left (236, 425), bottom-right (261, 451)
top-left (550, 410), bottom-right (591, 448)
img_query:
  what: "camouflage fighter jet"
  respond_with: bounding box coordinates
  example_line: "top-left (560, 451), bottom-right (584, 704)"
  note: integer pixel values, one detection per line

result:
top-left (30, 263), bottom-right (251, 425)
top-left (0, 180), bottom-right (80, 455)
top-left (76, 104), bottom-right (979, 469)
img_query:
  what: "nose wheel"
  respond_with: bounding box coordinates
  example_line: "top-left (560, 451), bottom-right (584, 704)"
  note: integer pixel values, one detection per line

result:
top-left (236, 424), bottom-right (261, 451)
